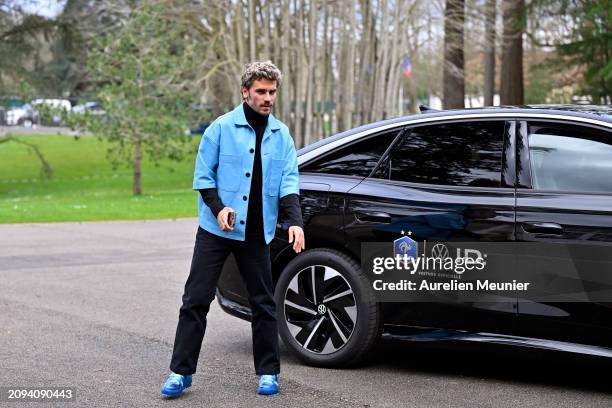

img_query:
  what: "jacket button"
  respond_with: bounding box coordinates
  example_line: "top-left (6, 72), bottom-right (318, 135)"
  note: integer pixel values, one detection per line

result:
top-left (250, 148), bottom-right (254, 153)
top-left (242, 195), bottom-right (247, 201)
top-left (239, 220), bottom-right (245, 225)
top-left (245, 172), bottom-right (251, 177)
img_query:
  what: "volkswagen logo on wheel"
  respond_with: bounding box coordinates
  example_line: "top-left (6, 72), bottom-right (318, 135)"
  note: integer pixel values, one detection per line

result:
top-left (431, 243), bottom-right (449, 259)
top-left (317, 304), bottom-right (327, 315)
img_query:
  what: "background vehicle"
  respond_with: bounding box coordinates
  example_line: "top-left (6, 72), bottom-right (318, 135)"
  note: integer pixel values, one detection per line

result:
top-left (5, 103), bottom-right (39, 126)
top-left (217, 105), bottom-right (612, 367)
top-left (1, 96), bottom-right (24, 125)
top-left (31, 98), bottom-right (72, 125)
top-left (72, 100), bottom-right (106, 116)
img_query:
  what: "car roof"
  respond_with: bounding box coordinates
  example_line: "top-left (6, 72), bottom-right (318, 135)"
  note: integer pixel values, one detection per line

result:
top-left (297, 104), bottom-right (612, 157)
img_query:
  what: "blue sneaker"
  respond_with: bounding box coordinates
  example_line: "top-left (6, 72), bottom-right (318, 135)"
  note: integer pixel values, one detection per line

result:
top-left (161, 372), bottom-right (192, 397)
top-left (258, 374), bottom-right (279, 395)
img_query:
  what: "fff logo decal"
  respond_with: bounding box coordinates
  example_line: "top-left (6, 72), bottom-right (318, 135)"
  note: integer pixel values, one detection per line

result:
top-left (393, 236), bottom-right (417, 259)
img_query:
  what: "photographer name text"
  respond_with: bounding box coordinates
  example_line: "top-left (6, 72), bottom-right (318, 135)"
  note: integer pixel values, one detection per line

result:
top-left (373, 279), bottom-right (530, 292)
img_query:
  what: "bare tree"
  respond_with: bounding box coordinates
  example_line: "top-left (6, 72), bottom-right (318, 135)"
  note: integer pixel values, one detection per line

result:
top-left (341, 0), bottom-right (357, 129)
top-left (500, 0), bottom-right (525, 105)
top-left (65, 0), bottom-right (440, 146)
top-left (248, 0), bottom-right (257, 60)
top-left (371, 0), bottom-right (390, 120)
top-left (303, 0), bottom-right (318, 147)
top-left (279, 0), bottom-right (291, 121)
top-left (443, 0), bottom-right (466, 109)
top-left (293, 0), bottom-right (306, 146)
top-left (483, 0), bottom-right (496, 106)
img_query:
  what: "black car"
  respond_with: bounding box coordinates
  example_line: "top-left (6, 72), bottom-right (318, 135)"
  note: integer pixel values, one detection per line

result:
top-left (217, 105), bottom-right (612, 367)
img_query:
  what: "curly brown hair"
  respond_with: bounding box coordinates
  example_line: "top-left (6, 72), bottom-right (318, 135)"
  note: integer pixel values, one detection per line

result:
top-left (240, 61), bottom-right (282, 89)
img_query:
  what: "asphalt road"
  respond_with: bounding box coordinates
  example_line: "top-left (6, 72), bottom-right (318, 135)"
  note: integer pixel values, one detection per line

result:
top-left (0, 125), bottom-right (82, 136)
top-left (0, 219), bottom-right (610, 407)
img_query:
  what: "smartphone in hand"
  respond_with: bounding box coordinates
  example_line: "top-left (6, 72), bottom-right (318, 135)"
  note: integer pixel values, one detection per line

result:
top-left (227, 210), bottom-right (236, 228)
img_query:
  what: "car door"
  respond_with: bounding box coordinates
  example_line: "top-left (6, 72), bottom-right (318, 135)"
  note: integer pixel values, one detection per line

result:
top-left (515, 119), bottom-right (612, 348)
top-left (346, 119), bottom-right (518, 334)
top-left (296, 126), bottom-right (405, 251)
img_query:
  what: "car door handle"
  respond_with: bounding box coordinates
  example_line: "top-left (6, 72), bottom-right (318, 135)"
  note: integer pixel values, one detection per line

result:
top-left (355, 211), bottom-right (392, 223)
top-left (521, 222), bottom-right (564, 235)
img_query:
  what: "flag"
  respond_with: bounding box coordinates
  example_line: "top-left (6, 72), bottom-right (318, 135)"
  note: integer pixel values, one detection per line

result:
top-left (402, 57), bottom-right (413, 78)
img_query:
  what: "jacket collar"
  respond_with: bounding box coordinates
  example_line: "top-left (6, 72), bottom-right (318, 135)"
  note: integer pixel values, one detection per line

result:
top-left (231, 103), bottom-right (281, 131)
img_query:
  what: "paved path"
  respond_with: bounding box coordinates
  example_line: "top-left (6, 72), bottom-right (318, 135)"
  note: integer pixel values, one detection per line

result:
top-left (0, 219), bottom-right (610, 407)
top-left (1, 125), bottom-right (84, 136)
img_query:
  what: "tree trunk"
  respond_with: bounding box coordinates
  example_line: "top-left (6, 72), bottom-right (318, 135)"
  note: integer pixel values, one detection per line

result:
top-left (343, 0), bottom-right (357, 129)
top-left (248, 0), bottom-right (256, 61)
top-left (235, 1), bottom-right (245, 67)
top-left (261, 0), bottom-right (270, 60)
top-left (385, 0), bottom-right (407, 118)
top-left (133, 139), bottom-right (142, 195)
top-left (323, 0), bottom-right (334, 138)
top-left (442, 0), bottom-right (465, 109)
top-left (280, 0), bottom-right (290, 123)
top-left (484, 0), bottom-right (496, 106)
top-left (356, 0), bottom-right (372, 125)
top-left (272, 3), bottom-right (282, 74)
top-left (372, 0), bottom-right (389, 121)
top-left (500, 0), bottom-right (525, 105)
top-left (409, 75), bottom-right (419, 113)
top-left (303, 0), bottom-right (317, 146)
top-left (294, 0), bottom-right (305, 146)
top-left (329, 0), bottom-right (338, 135)
top-left (365, 1), bottom-right (377, 123)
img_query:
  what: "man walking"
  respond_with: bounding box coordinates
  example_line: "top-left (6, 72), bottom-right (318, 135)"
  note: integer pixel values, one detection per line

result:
top-left (161, 61), bottom-right (305, 397)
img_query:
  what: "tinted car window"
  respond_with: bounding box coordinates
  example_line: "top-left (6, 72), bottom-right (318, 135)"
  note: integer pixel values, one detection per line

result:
top-left (301, 130), bottom-right (400, 177)
top-left (378, 121), bottom-right (506, 187)
top-left (528, 122), bottom-right (612, 193)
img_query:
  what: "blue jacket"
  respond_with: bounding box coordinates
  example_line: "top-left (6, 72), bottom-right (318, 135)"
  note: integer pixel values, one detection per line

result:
top-left (193, 104), bottom-right (300, 244)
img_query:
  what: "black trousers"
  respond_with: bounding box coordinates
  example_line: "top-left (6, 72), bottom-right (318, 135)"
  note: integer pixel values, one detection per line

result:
top-left (170, 226), bottom-right (280, 375)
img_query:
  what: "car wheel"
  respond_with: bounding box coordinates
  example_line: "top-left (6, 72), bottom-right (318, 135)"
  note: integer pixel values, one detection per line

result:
top-left (275, 248), bottom-right (381, 367)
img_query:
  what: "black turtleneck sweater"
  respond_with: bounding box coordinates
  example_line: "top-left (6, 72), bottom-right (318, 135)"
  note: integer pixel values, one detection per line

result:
top-left (199, 102), bottom-right (303, 238)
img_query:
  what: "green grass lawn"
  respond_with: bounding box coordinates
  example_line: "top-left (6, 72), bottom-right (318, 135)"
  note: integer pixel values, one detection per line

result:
top-left (0, 135), bottom-right (200, 223)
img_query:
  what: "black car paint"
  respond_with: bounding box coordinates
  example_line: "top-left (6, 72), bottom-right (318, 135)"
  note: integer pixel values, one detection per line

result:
top-left (514, 119), bottom-right (612, 347)
top-left (216, 106), bottom-right (612, 357)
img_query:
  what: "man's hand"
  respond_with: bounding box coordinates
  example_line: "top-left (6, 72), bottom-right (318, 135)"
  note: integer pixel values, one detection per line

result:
top-left (217, 207), bottom-right (235, 231)
top-left (288, 226), bottom-right (305, 253)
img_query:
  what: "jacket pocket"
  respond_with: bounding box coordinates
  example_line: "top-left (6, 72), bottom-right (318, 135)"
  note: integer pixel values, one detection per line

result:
top-left (217, 153), bottom-right (242, 192)
top-left (267, 158), bottom-right (286, 196)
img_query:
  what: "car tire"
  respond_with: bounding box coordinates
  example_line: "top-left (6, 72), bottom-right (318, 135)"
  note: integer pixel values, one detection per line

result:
top-left (275, 248), bottom-right (381, 367)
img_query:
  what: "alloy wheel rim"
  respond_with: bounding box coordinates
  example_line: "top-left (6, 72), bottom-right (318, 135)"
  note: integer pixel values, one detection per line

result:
top-left (283, 265), bottom-right (357, 354)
